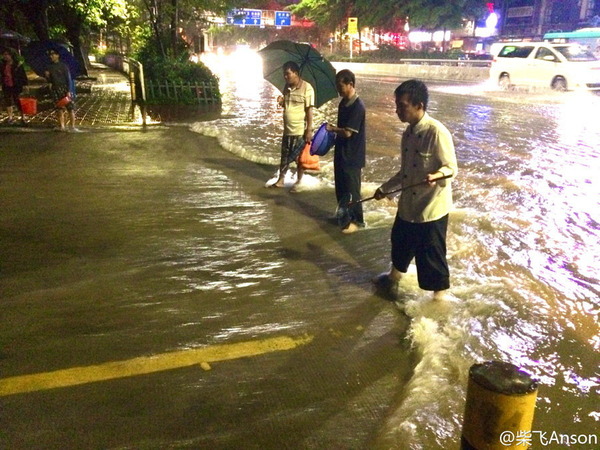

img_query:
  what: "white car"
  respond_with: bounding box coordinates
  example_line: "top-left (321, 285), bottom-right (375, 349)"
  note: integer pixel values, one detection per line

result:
top-left (489, 42), bottom-right (600, 91)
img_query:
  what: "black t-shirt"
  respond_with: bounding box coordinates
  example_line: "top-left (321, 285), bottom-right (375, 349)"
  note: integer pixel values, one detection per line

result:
top-left (46, 61), bottom-right (71, 93)
top-left (334, 95), bottom-right (366, 168)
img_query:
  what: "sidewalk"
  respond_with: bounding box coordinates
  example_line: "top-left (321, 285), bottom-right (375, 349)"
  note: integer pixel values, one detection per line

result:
top-left (0, 62), bottom-right (144, 130)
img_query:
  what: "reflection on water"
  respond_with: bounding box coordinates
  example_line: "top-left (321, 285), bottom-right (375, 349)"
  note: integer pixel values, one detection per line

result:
top-left (199, 51), bottom-right (600, 448)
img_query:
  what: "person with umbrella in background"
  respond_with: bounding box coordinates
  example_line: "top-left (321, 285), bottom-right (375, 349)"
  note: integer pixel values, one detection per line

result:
top-left (45, 48), bottom-right (78, 132)
top-left (269, 61), bottom-right (314, 190)
top-left (1, 49), bottom-right (28, 125)
top-left (327, 69), bottom-right (366, 234)
top-left (259, 41), bottom-right (338, 190)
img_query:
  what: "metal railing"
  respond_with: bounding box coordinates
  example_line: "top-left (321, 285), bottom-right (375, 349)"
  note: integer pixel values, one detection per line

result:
top-left (145, 79), bottom-right (220, 104)
top-left (395, 58), bottom-right (492, 68)
top-left (101, 53), bottom-right (146, 103)
top-left (102, 53), bottom-right (220, 105)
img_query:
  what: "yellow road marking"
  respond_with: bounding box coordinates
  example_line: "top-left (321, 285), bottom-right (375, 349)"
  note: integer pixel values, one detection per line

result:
top-left (0, 334), bottom-right (313, 397)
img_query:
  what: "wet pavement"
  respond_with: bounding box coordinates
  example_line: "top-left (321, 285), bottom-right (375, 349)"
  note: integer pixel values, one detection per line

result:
top-left (0, 127), bottom-right (412, 449)
top-left (0, 63), bottom-right (143, 129)
top-left (0, 64), bottom-right (413, 449)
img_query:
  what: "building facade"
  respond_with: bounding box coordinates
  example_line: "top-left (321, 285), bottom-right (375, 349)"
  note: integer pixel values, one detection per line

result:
top-left (498, 0), bottom-right (600, 38)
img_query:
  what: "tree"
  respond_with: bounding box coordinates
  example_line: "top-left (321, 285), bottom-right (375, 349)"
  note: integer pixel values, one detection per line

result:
top-left (48, 0), bottom-right (130, 76)
top-left (13, 0), bottom-right (52, 41)
top-left (0, 1), bottom-right (37, 37)
top-left (291, 0), bottom-right (353, 31)
top-left (139, 0), bottom-right (235, 58)
top-left (407, 0), bottom-right (489, 49)
top-left (293, 0), bottom-right (488, 36)
top-left (3, 0), bottom-right (130, 77)
top-left (289, 0), bottom-right (490, 54)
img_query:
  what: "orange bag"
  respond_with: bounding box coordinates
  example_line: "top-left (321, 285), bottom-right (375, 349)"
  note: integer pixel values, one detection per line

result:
top-left (298, 142), bottom-right (320, 171)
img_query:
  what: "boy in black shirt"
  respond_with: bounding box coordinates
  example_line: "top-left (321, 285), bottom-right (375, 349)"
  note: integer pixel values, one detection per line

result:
top-left (45, 49), bottom-right (78, 132)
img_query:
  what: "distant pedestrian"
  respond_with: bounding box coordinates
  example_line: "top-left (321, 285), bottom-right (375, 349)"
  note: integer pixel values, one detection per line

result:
top-left (372, 79), bottom-right (457, 301)
top-left (268, 61), bottom-right (314, 190)
top-left (327, 69), bottom-right (366, 234)
top-left (1, 49), bottom-right (28, 125)
top-left (45, 49), bottom-right (78, 132)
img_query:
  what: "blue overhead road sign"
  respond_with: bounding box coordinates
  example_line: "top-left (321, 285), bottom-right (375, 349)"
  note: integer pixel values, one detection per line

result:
top-left (226, 9), bottom-right (262, 26)
top-left (275, 11), bottom-right (291, 27)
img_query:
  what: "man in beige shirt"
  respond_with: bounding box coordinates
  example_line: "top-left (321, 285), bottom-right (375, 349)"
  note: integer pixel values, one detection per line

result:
top-left (373, 79), bottom-right (457, 301)
top-left (269, 61), bottom-right (314, 189)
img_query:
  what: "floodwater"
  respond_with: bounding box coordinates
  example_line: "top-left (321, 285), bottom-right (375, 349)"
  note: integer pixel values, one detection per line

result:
top-left (195, 49), bottom-right (600, 447)
top-left (0, 48), bottom-right (598, 449)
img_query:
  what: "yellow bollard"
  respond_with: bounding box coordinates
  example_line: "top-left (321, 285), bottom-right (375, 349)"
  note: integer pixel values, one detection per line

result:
top-left (461, 361), bottom-right (538, 450)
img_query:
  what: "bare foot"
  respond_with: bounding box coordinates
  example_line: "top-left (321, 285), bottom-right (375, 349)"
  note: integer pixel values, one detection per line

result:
top-left (341, 222), bottom-right (359, 234)
top-left (371, 272), bottom-right (403, 301)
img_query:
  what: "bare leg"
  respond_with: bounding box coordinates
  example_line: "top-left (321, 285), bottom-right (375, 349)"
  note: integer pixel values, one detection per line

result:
top-left (433, 290), bottom-right (448, 301)
top-left (389, 266), bottom-right (404, 282)
top-left (58, 109), bottom-right (66, 130)
top-left (7, 106), bottom-right (14, 121)
top-left (372, 265), bottom-right (404, 300)
top-left (273, 172), bottom-right (285, 187)
top-left (290, 166), bottom-right (304, 192)
top-left (372, 265), bottom-right (403, 283)
top-left (69, 109), bottom-right (76, 129)
top-left (295, 166), bottom-right (304, 185)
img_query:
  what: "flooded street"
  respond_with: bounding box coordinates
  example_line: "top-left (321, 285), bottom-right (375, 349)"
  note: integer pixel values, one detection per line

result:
top-left (1, 128), bottom-right (412, 449)
top-left (0, 49), bottom-right (598, 449)
top-left (196, 50), bottom-right (600, 447)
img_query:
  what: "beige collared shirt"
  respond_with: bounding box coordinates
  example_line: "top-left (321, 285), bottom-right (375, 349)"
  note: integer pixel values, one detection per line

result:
top-left (381, 112), bottom-right (457, 223)
top-left (283, 79), bottom-right (315, 136)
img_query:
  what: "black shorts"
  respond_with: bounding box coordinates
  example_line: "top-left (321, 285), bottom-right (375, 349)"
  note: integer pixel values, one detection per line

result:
top-left (391, 214), bottom-right (450, 291)
top-left (2, 86), bottom-right (21, 109)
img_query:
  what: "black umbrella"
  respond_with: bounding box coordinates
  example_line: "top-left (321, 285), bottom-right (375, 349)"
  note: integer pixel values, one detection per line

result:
top-left (23, 40), bottom-right (81, 78)
top-left (0, 29), bottom-right (30, 54)
top-left (0, 29), bottom-right (30, 42)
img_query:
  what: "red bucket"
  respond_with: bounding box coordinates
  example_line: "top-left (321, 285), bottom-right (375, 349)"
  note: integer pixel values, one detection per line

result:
top-left (19, 97), bottom-right (37, 115)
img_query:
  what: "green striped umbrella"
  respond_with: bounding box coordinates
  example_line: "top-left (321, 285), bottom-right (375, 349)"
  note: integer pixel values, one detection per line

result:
top-left (259, 40), bottom-right (337, 108)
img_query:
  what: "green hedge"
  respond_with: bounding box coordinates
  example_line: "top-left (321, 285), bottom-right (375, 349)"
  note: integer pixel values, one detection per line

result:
top-left (331, 44), bottom-right (468, 63)
top-left (136, 42), bottom-right (220, 104)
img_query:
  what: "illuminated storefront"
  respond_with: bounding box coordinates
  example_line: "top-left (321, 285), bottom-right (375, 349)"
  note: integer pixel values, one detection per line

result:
top-left (497, 0), bottom-right (598, 38)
